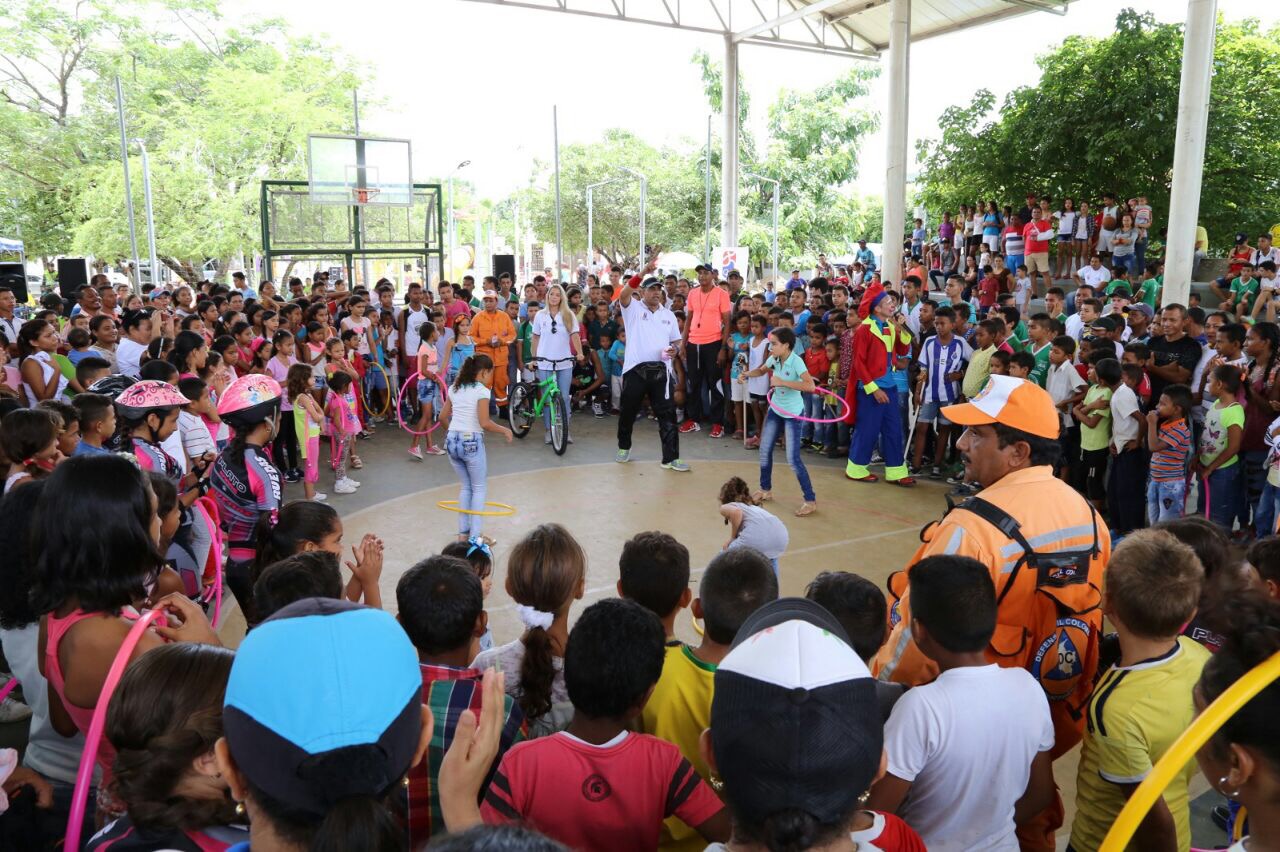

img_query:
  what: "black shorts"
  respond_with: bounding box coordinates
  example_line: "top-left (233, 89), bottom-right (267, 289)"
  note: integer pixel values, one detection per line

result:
top-left (1078, 447), bottom-right (1109, 500)
top-left (750, 393), bottom-right (767, 403)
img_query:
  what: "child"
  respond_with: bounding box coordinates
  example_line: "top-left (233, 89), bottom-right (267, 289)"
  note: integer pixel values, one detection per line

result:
top-left (743, 315), bottom-right (769, 449)
top-left (1025, 313), bottom-right (1054, 387)
top-left (1047, 336), bottom-right (1087, 482)
top-left (113, 379), bottom-right (197, 488)
top-left (911, 306), bottom-right (970, 478)
top-left (1109, 360), bottom-right (1146, 535)
top-left (1069, 529), bottom-right (1208, 852)
top-left (868, 555), bottom-right (1055, 851)
top-left (71, 392), bottom-right (116, 456)
top-left (66, 327), bottom-right (94, 365)
top-left (1073, 357), bottom-right (1119, 514)
top-left (1120, 344), bottom-right (1152, 405)
top-left (616, 531), bottom-right (691, 642)
top-left (1147, 384), bottom-right (1194, 525)
top-left (472, 523), bottom-right (586, 738)
top-left (441, 538), bottom-right (496, 652)
top-left (1, 408), bottom-right (62, 493)
top-left (251, 551), bottom-right (343, 622)
top-left (1013, 264), bottom-right (1032, 317)
top-left (443, 314), bottom-right (476, 387)
top-left (1196, 364), bottom-right (1246, 530)
top-left (37, 398), bottom-right (80, 458)
top-left (821, 337), bottom-right (846, 456)
top-left (480, 598), bottom-right (731, 850)
top-left (608, 327), bottom-right (626, 413)
top-left (737, 326), bottom-right (817, 516)
top-left (801, 324), bottom-right (832, 449)
top-left (1008, 350), bottom-right (1035, 380)
top-left (287, 363), bottom-right (326, 502)
top-left (727, 312), bottom-right (752, 438)
top-left (806, 570), bottom-right (907, 721)
top-left (409, 321), bottom-right (445, 459)
top-left (251, 500), bottom-right (381, 612)
top-left (325, 371), bottom-right (361, 495)
top-left (716, 476), bottom-right (789, 574)
top-left (18, 319), bottom-right (69, 406)
top-left (89, 643), bottom-right (244, 850)
top-left (436, 354), bottom-right (513, 544)
top-left (962, 319), bottom-right (999, 399)
top-left (989, 348), bottom-right (1012, 376)
top-left (176, 376), bottom-right (217, 462)
top-left (266, 329), bottom-right (301, 481)
top-left (976, 265), bottom-right (999, 312)
top-left (639, 547), bottom-right (778, 852)
top-left (1245, 535), bottom-right (1280, 599)
top-left (397, 554), bottom-right (527, 845)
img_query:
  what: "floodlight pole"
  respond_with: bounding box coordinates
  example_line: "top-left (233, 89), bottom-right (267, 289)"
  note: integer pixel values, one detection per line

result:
top-left (586, 177), bottom-right (624, 276)
top-left (114, 76), bottom-right (141, 294)
top-left (746, 174), bottom-right (780, 285)
top-left (721, 35), bottom-right (740, 250)
top-left (881, 0), bottom-right (910, 274)
top-left (705, 114), bottom-right (713, 261)
top-left (133, 139), bottom-right (159, 288)
top-left (620, 168), bottom-right (647, 271)
top-left (553, 106), bottom-right (563, 284)
top-left (447, 160), bottom-right (471, 283)
top-left (353, 90), bottom-right (370, 287)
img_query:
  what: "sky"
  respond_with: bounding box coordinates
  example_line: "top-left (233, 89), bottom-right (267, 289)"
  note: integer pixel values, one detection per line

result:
top-left (225, 0), bottom-right (1279, 201)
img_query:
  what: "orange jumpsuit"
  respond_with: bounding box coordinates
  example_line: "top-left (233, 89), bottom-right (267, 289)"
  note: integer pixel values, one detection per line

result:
top-left (873, 464), bottom-right (1110, 852)
top-left (471, 309), bottom-right (517, 404)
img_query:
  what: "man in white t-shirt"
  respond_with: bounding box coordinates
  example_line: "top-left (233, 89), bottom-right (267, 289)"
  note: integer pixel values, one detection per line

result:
top-left (868, 554), bottom-right (1055, 851)
top-left (1073, 255), bottom-right (1112, 291)
top-left (615, 267), bottom-right (687, 471)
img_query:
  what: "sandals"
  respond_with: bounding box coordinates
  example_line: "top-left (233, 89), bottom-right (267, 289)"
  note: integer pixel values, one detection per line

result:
top-left (794, 502), bottom-right (817, 517)
top-left (751, 490), bottom-right (773, 503)
top-left (351, 456), bottom-right (364, 470)
top-left (846, 472), bottom-right (879, 483)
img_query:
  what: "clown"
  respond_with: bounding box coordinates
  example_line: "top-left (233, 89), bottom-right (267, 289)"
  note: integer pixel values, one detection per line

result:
top-left (844, 281), bottom-right (915, 486)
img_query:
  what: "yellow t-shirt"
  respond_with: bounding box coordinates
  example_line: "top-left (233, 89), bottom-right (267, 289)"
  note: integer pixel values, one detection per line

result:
top-left (1069, 636), bottom-right (1210, 852)
top-left (639, 643), bottom-right (718, 852)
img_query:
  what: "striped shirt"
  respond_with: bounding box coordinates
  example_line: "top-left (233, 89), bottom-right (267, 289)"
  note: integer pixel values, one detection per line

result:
top-left (918, 336), bottom-right (972, 404)
top-left (1150, 417), bottom-right (1192, 482)
top-left (407, 664), bottom-right (527, 846)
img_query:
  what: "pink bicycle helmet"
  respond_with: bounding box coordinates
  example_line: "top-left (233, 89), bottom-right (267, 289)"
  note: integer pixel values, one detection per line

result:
top-left (218, 374), bottom-right (282, 429)
top-left (114, 380), bottom-right (189, 420)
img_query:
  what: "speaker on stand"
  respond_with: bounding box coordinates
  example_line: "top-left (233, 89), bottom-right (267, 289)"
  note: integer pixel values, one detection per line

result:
top-left (57, 258), bottom-right (90, 302)
top-left (0, 263), bottom-right (26, 304)
top-left (492, 254), bottom-right (515, 281)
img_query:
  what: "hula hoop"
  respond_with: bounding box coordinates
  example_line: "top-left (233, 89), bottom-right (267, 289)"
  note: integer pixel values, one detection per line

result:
top-left (766, 385), bottom-right (851, 424)
top-left (397, 371), bottom-right (448, 436)
top-left (65, 608), bottom-right (165, 851)
top-left (0, 676), bottom-right (18, 704)
top-left (691, 611), bottom-right (705, 636)
top-left (436, 500), bottom-right (516, 517)
top-left (1099, 649), bottom-right (1280, 851)
top-left (361, 361), bottom-right (392, 417)
top-left (200, 559), bottom-right (223, 630)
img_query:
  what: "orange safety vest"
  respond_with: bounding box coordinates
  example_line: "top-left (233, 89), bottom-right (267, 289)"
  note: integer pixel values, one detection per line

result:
top-left (873, 465), bottom-right (1110, 757)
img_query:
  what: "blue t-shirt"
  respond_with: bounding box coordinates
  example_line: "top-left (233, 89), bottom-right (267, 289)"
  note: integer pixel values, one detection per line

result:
top-left (767, 351), bottom-right (807, 416)
top-left (72, 441), bottom-right (110, 456)
top-left (730, 332), bottom-right (752, 380)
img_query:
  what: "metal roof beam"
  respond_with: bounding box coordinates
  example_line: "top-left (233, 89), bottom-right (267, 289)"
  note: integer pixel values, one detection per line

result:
top-left (1003, 0), bottom-right (1068, 14)
top-left (732, 0), bottom-right (848, 42)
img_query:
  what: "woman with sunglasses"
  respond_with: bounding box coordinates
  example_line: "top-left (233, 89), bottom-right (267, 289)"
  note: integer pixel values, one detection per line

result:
top-left (528, 284), bottom-right (585, 445)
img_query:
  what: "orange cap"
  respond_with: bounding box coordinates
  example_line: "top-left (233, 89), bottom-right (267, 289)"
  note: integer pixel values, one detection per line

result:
top-left (942, 375), bottom-right (1060, 439)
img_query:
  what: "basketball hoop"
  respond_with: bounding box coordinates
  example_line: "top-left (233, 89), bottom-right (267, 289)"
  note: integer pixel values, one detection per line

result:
top-left (352, 186), bottom-right (381, 204)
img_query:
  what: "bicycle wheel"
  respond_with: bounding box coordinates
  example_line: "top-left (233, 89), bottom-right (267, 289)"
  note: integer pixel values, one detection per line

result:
top-left (509, 384), bottom-right (534, 438)
top-left (549, 391), bottom-right (569, 456)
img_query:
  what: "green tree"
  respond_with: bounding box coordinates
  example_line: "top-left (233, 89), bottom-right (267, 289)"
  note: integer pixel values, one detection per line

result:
top-left (914, 8), bottom-right (1280, 253)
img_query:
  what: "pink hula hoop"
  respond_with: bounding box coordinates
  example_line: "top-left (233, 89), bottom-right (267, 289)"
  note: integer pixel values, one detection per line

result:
top-left (397, 371), bottom-right (449, 436)
top-left (200, 561), bottom-right (223, 629)
top-left (0, 677), bottom-right (18, 704)
top-left (766, 385), bottom-right (851, 424)
top-left (65, 608), bottom-right (165, 850)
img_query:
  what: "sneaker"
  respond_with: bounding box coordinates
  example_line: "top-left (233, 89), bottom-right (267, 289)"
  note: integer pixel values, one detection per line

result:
top-left (333, 479), bottom-right (358, 494)
top-left (407, 447), bottom-right (423, 460)
top-left (0, 695), bottom-right (32, 724)
top-left (545, 433), bottom-right (552, 444)
top-left (929, 466), bottom-right (942, 480)
top-left (567, 435), bottom-right (574, 444)
top-left (661, 459), bottom-right (691, 472)
top-left (592, 402), bottom-right (604, 417)
top-left (311, 492), bottom-right (328, 502)
top-left (678, 420), bottom-right (701, 434)
top-left (346, 478), bottom-right (362, 488)
top-left (283, 470), bottom-right (301, 484)
top-left (710, 424), bottom-right (725, 438)
top-left (615, 449), bottom-right (631, 463)
top-left (945, 473), bottom-right (967, 486)
top-left (357, 431), bottom-right (372, 440)
top-left (425, 446), bottom-right (446, 456)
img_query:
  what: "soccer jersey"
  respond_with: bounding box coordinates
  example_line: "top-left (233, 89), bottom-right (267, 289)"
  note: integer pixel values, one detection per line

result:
top-left (1070, 638), bottom-right (1210, 852)
top-left (1029, 342), bottom-right (1052, 388)
top-left (639, 644), bottom-right (718, 852)
top-left (407, 664), bottom-right (527, 846)
top-left (918, 336), bottom-right (971, 404)
top-left (481, 731), bottom-right (723, 852)
top-left (1150, 417), bottom-right (1192, 482)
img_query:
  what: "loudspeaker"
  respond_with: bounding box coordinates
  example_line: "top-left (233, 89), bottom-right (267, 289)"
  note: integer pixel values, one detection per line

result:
top-left (57, 257), bottom-right (90, 301)
top-left (492, 254), bottom-right (515, 280)
top-left (0, 263), bottom-right (26, 304)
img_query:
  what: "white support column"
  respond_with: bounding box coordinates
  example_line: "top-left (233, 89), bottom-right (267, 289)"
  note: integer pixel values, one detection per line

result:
top-left (1163, 0), bottom-right (1217, 307)
top-left (721, 34), bottom-right (740, 251)
top-left (881, 0), bottom-right (910, 276)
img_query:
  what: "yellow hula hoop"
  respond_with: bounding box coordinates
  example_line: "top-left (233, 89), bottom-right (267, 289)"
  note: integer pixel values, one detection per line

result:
top-left (361, 362), bottom-right (392, 417)
top-left (690, 611), bottom-right (704, 636)
top-left (1099, 649), bottom-right (1280, 851)
top-left (436, 500), bottom-right (517, 517)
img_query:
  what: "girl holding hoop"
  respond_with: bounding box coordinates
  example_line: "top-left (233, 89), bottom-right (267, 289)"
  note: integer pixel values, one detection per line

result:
top-left (737, 326), bottom-right (818, 517)
top-left (443, 313), bottom-right (476, 387)
top-left (438, 354), bottom-right (512, 545)
top-left (408, 322), bottom-right (445, 459)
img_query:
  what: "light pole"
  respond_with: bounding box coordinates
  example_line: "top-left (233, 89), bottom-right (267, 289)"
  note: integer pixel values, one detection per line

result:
top-left (447, 160), bottom-right (470, 280)
top-left (114, 76), bottom-right (141, 293)
top-left (619, 167), bottom-right (647, 271)
top-left (586, 177), bottom-right (624, 276)
top-left (745, 173), bottom-right (780, 285)
top-left (133, 139), bottom-right (159, 287)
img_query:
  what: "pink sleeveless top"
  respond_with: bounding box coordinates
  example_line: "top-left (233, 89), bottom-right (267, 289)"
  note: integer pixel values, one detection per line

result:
top-left (45, 609), bottom-right (119, 781)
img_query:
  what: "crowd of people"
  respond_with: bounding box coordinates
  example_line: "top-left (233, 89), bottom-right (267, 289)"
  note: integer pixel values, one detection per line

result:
top-left (0, 222), bottom-right (1274, 852)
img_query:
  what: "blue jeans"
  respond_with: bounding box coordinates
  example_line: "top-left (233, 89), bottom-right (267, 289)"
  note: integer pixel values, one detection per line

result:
top-left (802, 392), bottom-right (827, 444)
top-left (1114, 253), bottom-right (1138, 276)
top-left (537, 366), bottom-right (573, 433)
top-left (1146, 478), bottom-right (1187, 526)
top-left (759, 410), bottom-right (815, 502)
top-left (1204, 463), bottom-right (1242, 531)
top-left (1256, 480), bottom-right (1280, 538)
top-left (446, 431), bottom-right (487, 537)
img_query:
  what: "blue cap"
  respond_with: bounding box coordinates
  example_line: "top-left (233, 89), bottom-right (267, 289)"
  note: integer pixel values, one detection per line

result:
top-left (223, 598), bottom-right (422, 816)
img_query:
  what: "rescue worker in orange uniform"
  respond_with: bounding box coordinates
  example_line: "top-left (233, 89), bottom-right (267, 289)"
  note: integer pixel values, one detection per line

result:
top-left (873, 375), bottom-right (1111, 852)
top-left (471, 289), bottom-right (517, 406)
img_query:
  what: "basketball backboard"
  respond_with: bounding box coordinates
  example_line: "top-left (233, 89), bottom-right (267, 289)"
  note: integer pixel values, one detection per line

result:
top-left (307, 134), bottom-right (413, 206)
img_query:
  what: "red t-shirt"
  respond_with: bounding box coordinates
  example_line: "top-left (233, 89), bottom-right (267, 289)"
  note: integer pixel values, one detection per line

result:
top-left (1022, 220), bottom-right (1054, 253)
top-left (481, 732), bottom-right (723, 852)
top-left (804, 347), bottom-right (831, 381)
top-left (977, 276), bottom-right (1000, 308)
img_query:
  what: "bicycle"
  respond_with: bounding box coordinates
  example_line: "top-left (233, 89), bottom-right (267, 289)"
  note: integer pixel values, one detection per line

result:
top-left (509, 357), bottom-right (574, 455)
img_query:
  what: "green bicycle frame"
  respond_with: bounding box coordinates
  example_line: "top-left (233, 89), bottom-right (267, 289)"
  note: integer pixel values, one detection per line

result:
top-left (524, 375), bottom-right (562, 419)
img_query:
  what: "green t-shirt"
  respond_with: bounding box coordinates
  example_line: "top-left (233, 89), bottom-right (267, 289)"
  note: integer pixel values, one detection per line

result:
top-left (1079, 385), bottom-right (1113, 451)
top-left (1137, 278), bottom-right (1160, 308)
top-left (1029, 342), bottom-right (1053, 388)
top-left (517, 321), bottom-right (535, 363)
top-left (1200, 400), bottom-right (1245, 468)
top-left (1231, 277), bottom-right (1260, 312)
top-left (767, 351), bottom-right (808, 416)
top-left (1008, 320), bottom-right (1028, 353)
